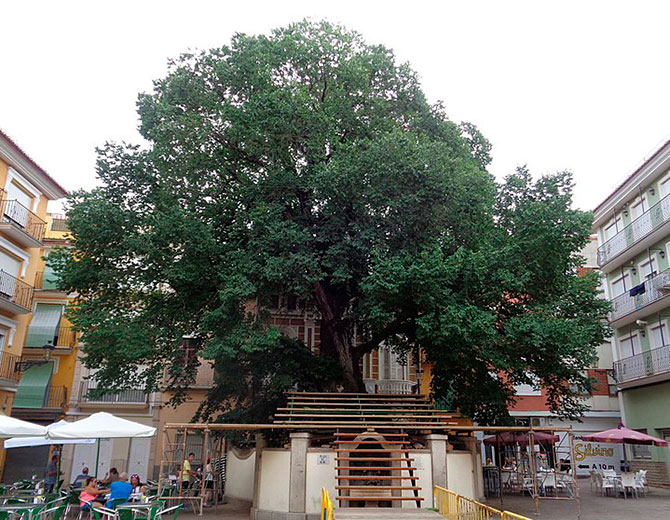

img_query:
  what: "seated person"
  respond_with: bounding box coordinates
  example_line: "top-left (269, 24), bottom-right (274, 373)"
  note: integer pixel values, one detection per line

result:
top-left (129, 474), bottom-right (146, 502)
top-left (80, 477), bottom-right (109, 509)
top-left (101, 467), bottom-right (120, 485)
top-left (107, 472), bottom-right (133, 508)
top-left (72, 467), bottom-right (89, 487)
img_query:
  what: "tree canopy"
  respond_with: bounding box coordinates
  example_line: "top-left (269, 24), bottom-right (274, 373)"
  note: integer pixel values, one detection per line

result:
top-left (53, 20), bottom-right (609, 425)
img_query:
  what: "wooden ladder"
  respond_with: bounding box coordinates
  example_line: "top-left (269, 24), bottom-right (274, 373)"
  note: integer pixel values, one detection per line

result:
top-left (334, 430), bottom-right (423, 507)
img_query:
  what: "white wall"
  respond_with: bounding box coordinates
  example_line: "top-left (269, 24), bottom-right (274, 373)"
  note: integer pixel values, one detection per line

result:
top-left (401, 451), bottom-right (433, 508)
top-left (225, 448), bottom-right (256, 502)
top-left (258, 449), bottom-right (290, 512)
top-left (305, 450), bottom-right (337, 515)
top-left (447, 451), bottom-right (476, 499)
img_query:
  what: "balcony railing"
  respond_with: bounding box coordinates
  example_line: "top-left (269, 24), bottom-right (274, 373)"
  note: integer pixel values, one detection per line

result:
top-left (0, 270), bottom-right (33, 311)
top-left (34, 271), bottom-right (60, 291)
top-left (13, 385), bottom-right (67, 409)
top-left (0, 200), bottom-right (46, 243)
top-left (79, 381), bottom-right (148, 404)
top-left (363, 378), bottom-right (416, 394)
top-left (0, 351), bottom-right (20, 382)
top-left (610, 268), bottom-right (670, 322)
top-left (613, 343), bottom-right (670, 383)
top-left (25, 324), bottom-right (77, 349)
top-left (597, 193), bottom-right (670, 267)
top-left (49, 218), bottom-right (68, 232)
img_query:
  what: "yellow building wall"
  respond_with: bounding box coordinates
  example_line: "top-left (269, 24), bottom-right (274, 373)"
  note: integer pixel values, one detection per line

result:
top-left (0, 159), bottom-right (8, 190)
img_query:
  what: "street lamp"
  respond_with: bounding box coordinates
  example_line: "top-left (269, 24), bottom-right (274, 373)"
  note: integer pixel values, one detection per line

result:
top-left (42, 340), bottom-right (56, 360)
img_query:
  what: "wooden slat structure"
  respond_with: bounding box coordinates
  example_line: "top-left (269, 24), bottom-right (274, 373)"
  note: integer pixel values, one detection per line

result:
top-left (274, 392), bottom-right (461, 507)
top-left (274, 391), bottom-right (469, 430)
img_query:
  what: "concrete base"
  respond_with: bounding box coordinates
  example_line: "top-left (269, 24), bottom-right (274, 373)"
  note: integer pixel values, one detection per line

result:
top-left (250, 509), bottom-right (319, 520)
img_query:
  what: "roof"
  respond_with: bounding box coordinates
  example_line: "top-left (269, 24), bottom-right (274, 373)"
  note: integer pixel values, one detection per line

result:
top-left (0, 128), bottom-right (68, 199)
top-left (593, 138), bottom-right (670, 213)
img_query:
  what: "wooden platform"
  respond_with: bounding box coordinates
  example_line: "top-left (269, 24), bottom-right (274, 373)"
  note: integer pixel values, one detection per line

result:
top-left (336, 508), bottom-right (443, 519)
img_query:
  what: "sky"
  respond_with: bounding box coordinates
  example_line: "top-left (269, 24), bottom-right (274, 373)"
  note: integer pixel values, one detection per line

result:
top-left (2, 0), bottom-right (669, 212)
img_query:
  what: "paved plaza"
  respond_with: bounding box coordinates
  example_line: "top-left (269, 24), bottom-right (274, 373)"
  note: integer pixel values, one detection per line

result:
top-left (178, 480), bottom-right (670, 520)
top-left (485, 479), bottom-right (670, 520)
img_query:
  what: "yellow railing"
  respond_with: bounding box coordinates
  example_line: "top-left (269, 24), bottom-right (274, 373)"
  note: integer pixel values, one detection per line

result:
top-left (321, 487), bottom-right (334, 520)
top-left (434, 486), bottom-right (532, 520)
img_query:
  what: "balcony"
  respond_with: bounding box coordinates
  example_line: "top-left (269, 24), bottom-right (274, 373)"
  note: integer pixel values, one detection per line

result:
top-left (0, 200), bottom-right (46, 247)
top-left (34, 271), bottom-right (61, 291)
top-left (0, 270), bottom-right (33, 314)
top-left (609, 268), bottom-right (670, 327)
top-left (597, 193), bottom-right (670, 271)
top-left (0, 351), bottom-right (20, 383)
top-left (363, 378), bottom-right (417, 394)
top-left (24, 324), bottom-right (77, 349)
top-left (12, 385), bottom-right (67, 409)
top-left (49, 218), bottom-right (68, 232)
top-left (78, 381), bottom-right (148, 405)
top-left (613, 344), bottom-right (670, 386)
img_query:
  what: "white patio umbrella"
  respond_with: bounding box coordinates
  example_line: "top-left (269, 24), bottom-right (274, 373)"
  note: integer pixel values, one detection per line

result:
top-left (46, 412), bottom-right (156, 440)
top-left (4, 420), bottom-right (96, 448)
top-left (46, 412), bottom-right (156, 475)
top-left (0, 414), bottom-right (47, 438)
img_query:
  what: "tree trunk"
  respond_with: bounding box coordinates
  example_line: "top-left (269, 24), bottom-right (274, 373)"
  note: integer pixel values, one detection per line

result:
top-left (312, 282), bottom-right (364, 392)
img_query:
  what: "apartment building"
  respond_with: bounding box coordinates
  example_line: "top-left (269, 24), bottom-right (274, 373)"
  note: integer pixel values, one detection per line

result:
top-left (0, 130), bottom-right (67, 480)
top-left (593, 139), bottom-right (670, 485)
top-left (506, 237), bottom-right (622, 475)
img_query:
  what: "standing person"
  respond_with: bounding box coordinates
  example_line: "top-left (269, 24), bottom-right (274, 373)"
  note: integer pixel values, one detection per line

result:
top-left (45, 454), bottom-right (59, 492)
top-left (204, 457), bottom-right (214, 507)
top-left (181, 453), bottom-right (195, 493)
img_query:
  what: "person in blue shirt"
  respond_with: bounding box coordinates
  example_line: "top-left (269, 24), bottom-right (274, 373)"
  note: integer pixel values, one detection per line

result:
top-left (107, 472), bottom-right (133, 508)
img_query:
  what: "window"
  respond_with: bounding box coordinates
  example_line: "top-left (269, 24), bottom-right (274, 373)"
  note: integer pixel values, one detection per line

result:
top-left (638, 256), bottom-right (658, 280)
top-left (660, 174), bottom-right (670, 199)
top-left (650, 322), bottom-right (668, 349)
top-left (631, 430), bottom-right (652, 459)
top-left (631, 197), bottom-right (647, 219)
top-left (619, 334), bottom-right (641, 358)
top-left (605, 217), bottom-right (623, 240)
top-left (0, 251), bottom-right (20, 278)
top-left (611, 272), bottom-right (631, 298)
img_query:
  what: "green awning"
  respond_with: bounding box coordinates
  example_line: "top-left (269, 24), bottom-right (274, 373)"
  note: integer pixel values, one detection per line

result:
top-left (42, 263), bottom-right (59, 290)
top-left (25, 304), bottom-right (63, 348)
top-left (14, 362), bottom-right (53, 408)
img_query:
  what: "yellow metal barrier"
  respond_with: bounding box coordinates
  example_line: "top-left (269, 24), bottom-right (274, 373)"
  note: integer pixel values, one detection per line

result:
top-left (321, 487), bottom-right (334, 520)
top-left (434, 485), bottom-right (532, 520)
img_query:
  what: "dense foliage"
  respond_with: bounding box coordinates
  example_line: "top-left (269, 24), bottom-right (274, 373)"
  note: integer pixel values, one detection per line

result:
top-left (53, 20), bottom-right (609, 424)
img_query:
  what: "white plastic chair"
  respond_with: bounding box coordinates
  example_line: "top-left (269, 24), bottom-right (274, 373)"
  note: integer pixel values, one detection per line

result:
top-left (541, 473), bottom-right (556, 495)
top-left (620, 472), bottom-right (638, 499)
top-left (636, 469), bottom-right (648, 493)
top-left (589, 470), bottom-right (601, 493)
top-left (600, 473), bottom-right (617, 496)
top-left (633, 471), bottom-right (646, 497)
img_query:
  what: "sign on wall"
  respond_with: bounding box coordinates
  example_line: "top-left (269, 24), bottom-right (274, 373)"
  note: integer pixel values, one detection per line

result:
top-left (572, 441), bottom-right (623, 475)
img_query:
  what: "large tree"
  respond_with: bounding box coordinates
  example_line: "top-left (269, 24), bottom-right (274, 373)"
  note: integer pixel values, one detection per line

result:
top-left (54, 20), bottom-right (609, 424)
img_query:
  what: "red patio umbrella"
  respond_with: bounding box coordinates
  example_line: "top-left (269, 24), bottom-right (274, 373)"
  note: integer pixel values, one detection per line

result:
top-left (581, 423), bottom-right (668, 447)
top-left (483, 431), bottom-right (559, 446)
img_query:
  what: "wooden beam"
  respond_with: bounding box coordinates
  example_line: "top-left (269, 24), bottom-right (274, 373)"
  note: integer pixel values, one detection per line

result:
top-left (163, 422), bottom-right (574, 432)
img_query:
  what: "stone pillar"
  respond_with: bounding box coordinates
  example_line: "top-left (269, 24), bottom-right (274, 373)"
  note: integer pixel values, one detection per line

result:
top-left (288, 432), bottom-right (311, 520)
top-left (250, 433), bottom-right (265, 519)
top-left (427, 433), bottom-right (449, 489)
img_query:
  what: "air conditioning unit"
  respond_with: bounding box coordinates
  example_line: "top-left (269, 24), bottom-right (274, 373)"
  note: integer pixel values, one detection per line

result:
top-left (530, 417), bottom-right (543, 427)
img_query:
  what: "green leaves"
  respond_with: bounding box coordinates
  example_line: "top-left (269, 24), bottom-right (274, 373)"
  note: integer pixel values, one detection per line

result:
top-left (55, 19), bottom-right (609, 426)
